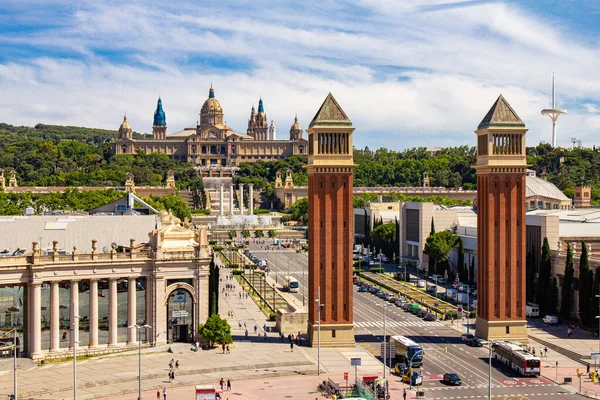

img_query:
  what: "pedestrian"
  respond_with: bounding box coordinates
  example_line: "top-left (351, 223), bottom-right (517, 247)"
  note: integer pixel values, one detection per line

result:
top-left (254, 324), bottom-right (258, 333)
top-left (403, 388), bottom-right (407, 400)
top-left (157, 390), bottom-right (161, 400)
top-left (281, 332), bottom-right (284, 343)
top-left (540, 347), bottom-right (543, 357)
top-left (544, 347), bottom-right (548, 357)
top-left (290, 340), bottom-right (294, 352)
top-left (171, 369), bottom-right (175, 382)
top-left (227, 379), bottom-right (232, 391)
top-left (220, 378), bottom-right (225, 390)
top-left (222, 343), bottom-right (226, 354)
top-left (532, 348), bottom-right (536, 356)
top-left (245, 329), bottom-right (248, 339)
top-left (244, 322), bottom-right (247, 328)
top-left (169, 359), bottom-right (174, 369)
top-left (588, 364), bottom-right (591, 374)
top-left (175, 360), bottom-right (179, 369)
top-left (258, 332), bottom-right (262, 340)
top-left (238, 321), bottom-right (242, 328)
top-left (163, 388), bottom-right (167, 400)
top-left (226, 345), bottom-right (230, 354)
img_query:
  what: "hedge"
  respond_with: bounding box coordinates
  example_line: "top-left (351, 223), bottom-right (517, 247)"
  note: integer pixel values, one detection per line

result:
top-left (369, 267), bottom-right (385, 273)
top-left (232, 269), bottom-right (243, 275)
top-left (353, 269), bottom-right (364, 275)
top-left (212, 246), bottom-right (224, 251)
top-left (209, 240), bottom-right (217, 245)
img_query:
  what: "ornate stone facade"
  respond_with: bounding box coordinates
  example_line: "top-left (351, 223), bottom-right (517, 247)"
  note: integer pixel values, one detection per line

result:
top-left (112, 86), bottom-right (307, 176)
top-left (0, 216), bottom-right (211, 360)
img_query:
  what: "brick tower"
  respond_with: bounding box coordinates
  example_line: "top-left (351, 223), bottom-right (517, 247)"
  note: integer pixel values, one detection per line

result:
top-left (475, 95), bottom-right (528, 342)
top-left (307, 93), bottom-right (355, 347)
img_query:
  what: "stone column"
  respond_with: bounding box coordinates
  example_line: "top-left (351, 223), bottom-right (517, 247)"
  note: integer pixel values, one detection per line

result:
top-left (219, 185), bottom-right (224, 217)
top-left (70, 280), bottom-right (79, 350)
top-left (229, 187), bottom-right (234, 217)
top-left (239, 183), bottom-right (244, 216)
top-left (31, 283), bottom-right (42, 358)
top-left (249, 183), bottom-right (254, 215)
top-left (127, 277), bottom-right (137, 344)
top-left (50, 282), bottom-right (60, 352)
top-left (89, 279), bottom-right (99, 348)
top-left (108, 278), bottom-right (118, 347)
top-left (146, 277), bottom-right (154, 344)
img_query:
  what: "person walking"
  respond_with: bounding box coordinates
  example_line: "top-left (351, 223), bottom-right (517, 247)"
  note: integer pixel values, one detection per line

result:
top-left (403, 388), bottom-right (407, 400)
top-left (290, 339), bottom-right (294, 352)
top-left (157, 390), bottom-right (161, 400)
top-left (175, 360), bottom-right (179, 369)
top-left (544, 346), bottom-right (548, 357)
top-left (220, 378), bottom-right (225, 390)
top-left (169, 359), bottom-right (174, 370)
top-left (171, 369), bottom-right (175, 382)
top-left (245, 329), bottom-right (249, 339)
top-left (254, 324), bottom-right (258, 334)
top-left (226, 345), bottom-right (230, 354)
top-left (222, 343), bottom-right (226, 354)
top-left (227, 379), bottom-right (232, 391)
top-left (163, 388), bottom-right (167, 400)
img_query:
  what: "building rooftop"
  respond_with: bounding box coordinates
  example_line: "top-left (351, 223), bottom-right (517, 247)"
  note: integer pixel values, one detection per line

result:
top-left (526, 175), bottom-right (571, 201)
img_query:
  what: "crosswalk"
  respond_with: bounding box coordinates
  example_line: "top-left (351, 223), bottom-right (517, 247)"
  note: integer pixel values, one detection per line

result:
top-left (252, 249), bottom-right (301, 253)
top-left (270, 270), bottom-right (305, 275)
top-left (355, 320), bottom-right (443, 328)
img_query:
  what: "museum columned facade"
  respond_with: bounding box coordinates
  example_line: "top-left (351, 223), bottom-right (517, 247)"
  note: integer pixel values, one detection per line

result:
top-left (0, 215), bottom-right (211, 360)
top-left (111, 86), bottom-right (308, 176)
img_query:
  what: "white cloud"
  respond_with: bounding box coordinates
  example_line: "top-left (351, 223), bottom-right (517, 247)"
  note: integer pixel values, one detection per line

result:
top-left (0, 0), bottom-right (598, 150)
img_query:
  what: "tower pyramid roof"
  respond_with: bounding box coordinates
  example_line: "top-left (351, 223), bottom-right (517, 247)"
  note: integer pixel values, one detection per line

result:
top-left (153, 97), bottom-right (167, 127)
top-left (309, 93), bottom-right (352, 128)
top-left (478, 94), bottom-right (525, 130)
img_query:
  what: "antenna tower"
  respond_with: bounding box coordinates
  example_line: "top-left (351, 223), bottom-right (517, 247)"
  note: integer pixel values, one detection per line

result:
top-left (541, 73), bottom-right (567, 147)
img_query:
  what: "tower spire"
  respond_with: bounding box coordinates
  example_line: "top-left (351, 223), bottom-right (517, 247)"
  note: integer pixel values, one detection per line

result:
top-left (541, 73), bottom-right (567, 148)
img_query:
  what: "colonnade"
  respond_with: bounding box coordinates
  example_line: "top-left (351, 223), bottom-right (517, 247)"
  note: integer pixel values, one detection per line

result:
top-left (30, 277), bottom-right (144, 358)
top-left (218, 183), bottom-right (254, 216)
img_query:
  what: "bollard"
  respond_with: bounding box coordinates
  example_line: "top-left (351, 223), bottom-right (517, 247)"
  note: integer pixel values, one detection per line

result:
top-left (444, 346), bottom-right (448, 353)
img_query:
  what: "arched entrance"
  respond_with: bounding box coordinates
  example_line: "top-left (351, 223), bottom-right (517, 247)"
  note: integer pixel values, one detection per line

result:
top-left (166, 287), bottom-right (194, 343)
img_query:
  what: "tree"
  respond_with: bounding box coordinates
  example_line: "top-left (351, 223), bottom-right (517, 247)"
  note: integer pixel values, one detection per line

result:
top-left (144, 194), bottom-right (191, 221)
top-left (457, 238), bottom-right (467, 283)
top-left (372, 222), bottom-right (396, 258)
top-left (423, 231), bottom-right (457, 275)
top-left (560, 242), bottom-right (574, 320)
top-left (579, 241), bottom-right (590, 324)
top-left (268, 230), bottom-right (277, 238)
top-left (255, 229), bottom-right (264, 238)
top-left (288, 197), bottom-right (308, 223)
top-left (468, 255), bottom-right (475, 285)
top-left (198, 314), bottom-right (232, 346)
top-left (549, 277), bottom-right (559, 314)
top-left (537, 238), bottom-right (552, 313)
top-left (208, 256), bottom-right (219, 316)
top-left (430, 217), bottom-right (435, 236)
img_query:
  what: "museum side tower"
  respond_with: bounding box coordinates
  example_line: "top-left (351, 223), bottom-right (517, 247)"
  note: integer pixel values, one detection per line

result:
top-left (307, 93), bottom-right (355, 347)
top-left (475, 95), bottom-right (528, 342)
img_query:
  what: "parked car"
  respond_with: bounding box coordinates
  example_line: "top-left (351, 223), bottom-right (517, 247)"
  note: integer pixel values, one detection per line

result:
top-left (377, 290), bottom-right (388, 299)
top-left (460, 333), bottom-right (474, 343)
top-left (543, 314), bottom-right (559, 325)
top-left (358, 286), bottom-right (368, 293)
top-left (388, 296), bottom-right (398, 303)
top-left (384, 293), bottom-right (395, 301)
top-left (368, 285), bottom-right (378, 293)
top-left (394, 299), bottom-right (406, 307)
top-left (443, 373), bottom-right (462, 386)
top-left (466, 337), bottom-right (483, 347)
top-left (417, 280), bottom-right (426, 288)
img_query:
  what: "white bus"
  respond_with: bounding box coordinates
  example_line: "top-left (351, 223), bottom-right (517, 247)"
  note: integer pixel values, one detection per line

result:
top-left (493, 341), bottom-right (540, 376)
top-left (284, 276), bottom-right (300, 293)
top-left (391, 335), bottom-right (424, 367)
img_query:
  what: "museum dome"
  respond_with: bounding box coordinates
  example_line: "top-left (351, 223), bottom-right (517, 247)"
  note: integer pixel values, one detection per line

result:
top-left (289, 114), bottom-right (303, 140)
top-left (119, 114), bottom-right (132, 131)
top-left (201, 84), bottom-right (223, 115)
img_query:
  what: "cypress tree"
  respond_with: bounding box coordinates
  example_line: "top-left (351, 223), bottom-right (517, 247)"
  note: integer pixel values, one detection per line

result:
top-left (364, 209), bottom-right (371, 247)
top-left (579, 241), bottom-right (590, 323)
top-left (549, 277), bottom-right (559, 314)
top-left (430, 217), bottom-right (435, 236)
top-left (469, 255), bottom-right (475, 285)
top-left (560, 242), bottom-right (574, 320)
top-left (538, 238), bottom-right (552, 313)
top-left (586, 269), bottom-right (595, 326)
top-left (208, 256), bottom-right (219, 317)
top-left (457, 238), bottom-right (466, 283)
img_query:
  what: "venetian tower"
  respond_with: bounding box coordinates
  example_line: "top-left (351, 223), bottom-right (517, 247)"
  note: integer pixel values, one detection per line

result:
top-left (475, 94), bottom-right (528, 342)
top-left (307, 93), bottom-right (355, 347)
top-left (153, 97), bottom-right (167, 139)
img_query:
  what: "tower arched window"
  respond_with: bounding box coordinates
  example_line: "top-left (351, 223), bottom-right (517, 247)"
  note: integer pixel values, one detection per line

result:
top-left (202, 146), bottom-right (207, 154)
top-left (121, 145), bottom-right (127, 153)
top-left (298, 145), bottom-right (304, 154)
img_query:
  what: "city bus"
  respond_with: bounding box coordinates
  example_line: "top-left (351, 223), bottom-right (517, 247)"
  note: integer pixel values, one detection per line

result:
top-left (391, 335), bottom-right (424, 367)
top-left (284, 276), bottom-right (300, 293)
top-left (493, 341), bottom-right (541, 376)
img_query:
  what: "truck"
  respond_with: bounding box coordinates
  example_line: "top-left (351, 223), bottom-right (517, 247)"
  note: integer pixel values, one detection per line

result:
top-left (391, 335), bottom-right (424, 367)
top-left (456, 292), bottom-right (469, 305)
top-left (444, 288), bottom-right (457, 301)
top-left (526, 302), bottom-right (540, 317)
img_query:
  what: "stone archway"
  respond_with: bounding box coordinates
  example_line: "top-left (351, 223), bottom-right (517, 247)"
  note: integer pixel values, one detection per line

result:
top-left (164, 283), bottom-right (196, 343)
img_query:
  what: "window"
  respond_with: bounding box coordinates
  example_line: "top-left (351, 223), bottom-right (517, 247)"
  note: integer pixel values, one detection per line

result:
top-left (545, 203), bottom-right (551, 210)
top-left (537, 201), bottom-right (543, 209)
top-left (506, 326), bottom-right (510, 334)
top-left (332, 330), bottom-right (336, 338)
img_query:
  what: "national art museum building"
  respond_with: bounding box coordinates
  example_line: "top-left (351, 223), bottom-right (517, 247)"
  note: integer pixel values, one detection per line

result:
top-left (112, 85), bottom-right (308, 175)
top-left (0, 213), bottom-right (211, 360)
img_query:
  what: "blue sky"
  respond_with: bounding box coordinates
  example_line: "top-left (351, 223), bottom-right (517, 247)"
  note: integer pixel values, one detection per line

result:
top-left (0, 0), bottom-right (598, 150)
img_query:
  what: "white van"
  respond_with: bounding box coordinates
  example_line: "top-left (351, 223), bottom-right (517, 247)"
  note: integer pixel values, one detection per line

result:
top-left (526, 302), bottom-right (540, 317)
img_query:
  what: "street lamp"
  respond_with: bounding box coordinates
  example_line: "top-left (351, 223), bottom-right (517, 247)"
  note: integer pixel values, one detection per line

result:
top-left (488, 340), bottom-right (495, 400)
top-left (316, 286), bottom-right (323, 375)
top-left (128, 324), bottom-right (152, 400)
top-left (2, 328), bottom-right (19, 400)
top-left (466, 287), bottom-right (470, 335)
top-left (72, 306), bottom-right (80, 400)
top-left (382, 303), bottom-right (392, 385)
top-left (444, 270), bottom-right (449, 297)
top-left (434, 275), bottom-right (438, 300)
